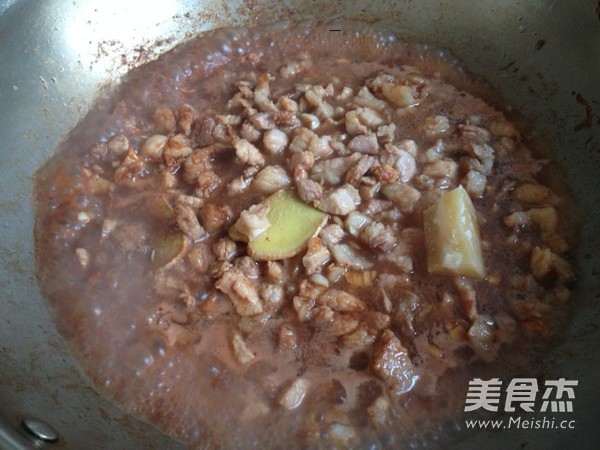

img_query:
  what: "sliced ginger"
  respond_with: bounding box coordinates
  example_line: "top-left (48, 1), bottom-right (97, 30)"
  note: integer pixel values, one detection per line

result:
top-left (151, 232), bottom-right (187, 269)
top-left (423, 185), bottom-right (485, 278)
top-left (230, 190), bottom-right (328, 261)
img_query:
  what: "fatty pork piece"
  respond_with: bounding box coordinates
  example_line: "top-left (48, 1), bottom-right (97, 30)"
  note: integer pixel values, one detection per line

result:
top-left (370, 329), bottom-right (419, 395)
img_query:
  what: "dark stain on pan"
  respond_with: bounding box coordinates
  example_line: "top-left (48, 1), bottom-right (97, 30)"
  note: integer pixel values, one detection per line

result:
top-left (572, 91), bottom-right (594, 131)
top-left (534, 39), bottom-right (546, 50)
top-left (499, 59), bottom-right (519, 74)
top-left (499, 60), bottom-right (516, 71)
top-left (596, 1), bottom-right (600, 21)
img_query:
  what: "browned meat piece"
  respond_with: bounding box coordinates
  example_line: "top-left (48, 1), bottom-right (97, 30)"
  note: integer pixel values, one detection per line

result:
top-left (253, 165), bottom-right (292, 195)
top-left (319, 224), bottom-right (345, 247)
top-left (175, 201), bottom-right (207, 242)
top-left (312, 153), bottom-right (361, 186)
top-left (259, 283), bottom-right (284, 309)
top-left (376, 123), bottom-right (397, 144)
top-left (234, 203), bottom-right (271, 242)
top-left (140, 134), bottom-right (168, 161)
top-left (462, 170), bottom-right (487, 197)
top-left (371, 163), bottom-right (399, 184)
top-left (381, 183), bottom-right (421, 212)
top-left (345, 155), bottom-right (377, 186)
top-left (107, 134), bottom-right (130, 156)
top-left (275, 96), bottom-right (300, 127)
top-left (183, 147), bottom-right (214, 184)
top-left (467, 315), bottom-right (497, 361)
top-left (240, 121), bottom-right (261, 142)
top-left (114, 149), bottom-right (146, 187)
top-left (266, 261), bottom-right (284, 284)
top-left (454, 277), bottom-right (478, 321)
top-left (277, 323), bottom-right (298, 350)
top-left (345, 107), bottom-right (385, 134)
top-left (263, 128), bottom-right (289, 154)
top-left (190, 115), bottom-right (216, 147)
top-left (419, 115), bottom-right (450, 140)
top-left (277, 377), bottom-right (309, 410)
top-left (369, 329), bottom-right (419, 395)
top-left (233, 256), bottom-right (260, 279)
top-left (459, 124), bottom-right (491, 144)
top-left (290, 155), bottom-right (311, 182)
top-left (254, 73), bottom-right (278, 113)
top-left (465, 143), bottom-right (495, 175)
top-left (354, 86), bottom-right (387, 111)
top-left (212, 237), bottom-right (238, 261)
top-left (348, 133), bottom-right (379, 155)
top-left (530, 246), bottom-right (574, 282)
top-left (360, 222), bottom-right (397, 253)
top-left (215, 270), bottom-right (263, 316)
top-left (296, 178), bottom-right (323, 203)
top-left (513, 183), bottom-right (557, 204)
top-left (227, 175), bottom-right (252, 196)
top-left (289, 127), bottom-right (318, 154)
top-left (177, 104), bottom-right (197, 135)
top-left (163, 134), bottom-right (193, 169)
top-left (233, 137), bottom-right (265, 166)
top-left (316, 184), bottom-right (361, 215)
top-left (302, 237), bottom-right (331, 275)
top-left (318, 289), bottom-right (364, 312)
top-left (331, 243), bottom-right (373, 270)
top-left (250, 112), bottom-right (276, 130)
top-left (360, 199), bottom-right (393, 216)
top-left (380, 145), bottom-right (417, 182)
top-left (152, 105), bottom-right (176, 133)
top-left (422, 158), bottom-right (458, 181)
top-left (195, 171), bottom-right (220, 198)
top-left (231, 331), bottom-right (256, 364)
top-left (199, 203), bottom-right (233, 234)
top-left (187, 243), bottom-right (214, 274)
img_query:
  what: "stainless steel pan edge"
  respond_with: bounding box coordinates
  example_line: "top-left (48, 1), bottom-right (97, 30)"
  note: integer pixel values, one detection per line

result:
top-left (0, 1), bottom-right (598, 449)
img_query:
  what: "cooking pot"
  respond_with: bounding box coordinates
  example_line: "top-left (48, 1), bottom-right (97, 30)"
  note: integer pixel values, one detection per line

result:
top-left (0, 0), bottom-right (598, 448)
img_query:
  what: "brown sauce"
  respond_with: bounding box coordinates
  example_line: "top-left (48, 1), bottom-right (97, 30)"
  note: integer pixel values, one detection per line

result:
top-left (34, 23), bottom-right (577, 449)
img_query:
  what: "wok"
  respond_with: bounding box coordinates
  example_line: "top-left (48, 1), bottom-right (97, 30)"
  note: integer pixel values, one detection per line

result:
top-left (0, 0), bottom-right (598, 448)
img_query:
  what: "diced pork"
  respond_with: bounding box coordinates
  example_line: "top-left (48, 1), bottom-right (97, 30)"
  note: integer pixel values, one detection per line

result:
top-left (348, 134), bottom-right (379, 155)
top-left (253, 165), bottom-right (292, 194)
top-left (381, 183), bottom-right (421, 213)
top-left (316, 184), bottom-right (361, 215)
top-left (234, 203), bottom-right (271, 242)
top-left (278, 377), bottom-right (308, 410)
top-left (318, 289), bottom-right (364, 312)
top-left (302, 237), bottom-right (331, 275)
top-left (312, 153), bottom-right (362, 186)
top-left (369, 329), bottom-right (419, 395)
top-left (345, 155), bottom-right (377, 185)
top-left (175, 201), bottom-right (207, 242)
top-left (296, 178), bottom-right (323, 203)
top-left (215, 270), bottom-right (263, 316)
top-left (319, 224), bottom-right (345, 247)
top-left (360, 222), bottom-right (397, 253)
top-left (233, 137), bottom-right (265, 166)
top-left (462, 170), bottom-right (487, 197)
top-left (380, 145), bottom-right (417, 182)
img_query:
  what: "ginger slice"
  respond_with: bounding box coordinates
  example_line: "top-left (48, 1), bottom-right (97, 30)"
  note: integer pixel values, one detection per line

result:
top-left (423, 185), bottom-right (485, 278)
top-left (230, 190), bottom-right (328, 261)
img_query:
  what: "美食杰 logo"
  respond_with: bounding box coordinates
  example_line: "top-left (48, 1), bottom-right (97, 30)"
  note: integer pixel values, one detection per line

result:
top-left (463, 378), bottom-right (578, 431)
top-left (465, 377), bottom-right (577, 413)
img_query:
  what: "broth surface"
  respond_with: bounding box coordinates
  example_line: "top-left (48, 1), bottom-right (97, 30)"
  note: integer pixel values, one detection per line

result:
top-left (34, 23), bottom-right (577, 449)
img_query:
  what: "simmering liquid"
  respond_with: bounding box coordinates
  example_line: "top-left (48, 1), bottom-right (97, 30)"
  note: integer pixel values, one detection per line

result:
top-left (34, 23), bottom-right (577, 449)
